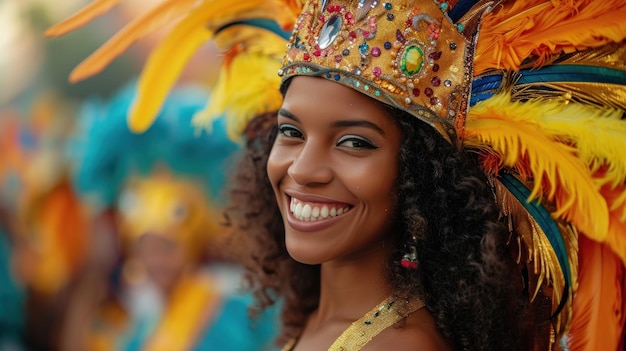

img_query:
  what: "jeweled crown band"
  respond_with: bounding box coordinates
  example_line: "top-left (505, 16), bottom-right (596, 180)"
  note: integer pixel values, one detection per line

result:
top-left (279, 0), bottom-right (476, 143)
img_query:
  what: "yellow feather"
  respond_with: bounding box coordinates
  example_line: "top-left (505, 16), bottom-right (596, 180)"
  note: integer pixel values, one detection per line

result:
top-left (192, 27), bottom-right (286, 140)
top-left (47, 0), bottom-right (299, 132)
top-left (44, 0), bottom-right (121, 37)
top-left (69, 0), bottom-right (199, 83)
top-left (464, 95), bottom-right (610, 242)
top-left (128, 10), bottom-right (212, 133)
top-left (505, 98), bottom-right (626, 188)
top-left (475, 0), bottom-right (626, 74)
top-left (127, 0), bottom-right (287, 133)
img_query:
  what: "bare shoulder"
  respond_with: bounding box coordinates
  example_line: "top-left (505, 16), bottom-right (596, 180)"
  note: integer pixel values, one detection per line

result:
top-left (362, 308), bottom-right (452, 351)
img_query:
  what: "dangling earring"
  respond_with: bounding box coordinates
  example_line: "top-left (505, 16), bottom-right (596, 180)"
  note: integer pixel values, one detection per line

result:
top-left (400, 236), bottom-right (419, 269)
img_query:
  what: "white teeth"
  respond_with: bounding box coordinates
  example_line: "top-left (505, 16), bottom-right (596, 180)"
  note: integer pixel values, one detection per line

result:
top-left (302, 204), bottom-right (312, 218)
top-left (290, 198), bottom-right (350, 221)
top-left (321, 206), bottom-right (329, 218)
top-left (311, 206), bottom-right (320, 218)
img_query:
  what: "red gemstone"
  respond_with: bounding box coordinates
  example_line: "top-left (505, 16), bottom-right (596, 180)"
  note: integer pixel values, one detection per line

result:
top-left (349, 31), bottom-right (357, 39)
top-left (425, 87), bottom-right (433, 97)
top-left (363, 31), bottom-right (370, 37)
top-left (429, 51), bottom-right (442, 60)
top-left (401, 259), bottom-right (418, 269)
top-left (303, 53), bottom-right (311, 61)
top-left (314, 50), bottom-right (322, 57)
top-left (396, 29), bottom-right (406, 43)
top-left (373, 67), bottom-right (382, 77)
top-left (412, 88), bottom-right (420, 96)
top-left (432, 63), bottom-right (440, 72)
top-left (431, 76), bottom-right (441, 86)
top-left (371, 47), bottom-right (381, 57)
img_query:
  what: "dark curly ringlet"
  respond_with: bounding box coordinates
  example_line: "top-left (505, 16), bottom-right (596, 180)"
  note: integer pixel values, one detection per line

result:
top-left (225, 106), bottom-right (531, 350)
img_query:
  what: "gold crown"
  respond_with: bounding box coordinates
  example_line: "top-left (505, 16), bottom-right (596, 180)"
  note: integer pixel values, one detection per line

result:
top-left (279, 0), bottom-right (476, 143)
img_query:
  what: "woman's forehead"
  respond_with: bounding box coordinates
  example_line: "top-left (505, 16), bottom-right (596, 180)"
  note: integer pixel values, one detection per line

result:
top-left (283, 76), bottom-right (392, 120)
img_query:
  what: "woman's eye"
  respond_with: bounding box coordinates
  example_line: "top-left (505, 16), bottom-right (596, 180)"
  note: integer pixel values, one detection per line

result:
top-left (337, 136), bottom-right (378, 150)
top-left (278, 124), bottom-right (304, 139)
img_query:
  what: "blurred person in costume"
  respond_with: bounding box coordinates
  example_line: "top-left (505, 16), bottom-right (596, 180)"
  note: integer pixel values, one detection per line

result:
top-left (63, 83), bottom-right (279, 351)
top-left (48, 0), bottom-right (626, 350)
top-left (0, 100), bottom-right (93, 351)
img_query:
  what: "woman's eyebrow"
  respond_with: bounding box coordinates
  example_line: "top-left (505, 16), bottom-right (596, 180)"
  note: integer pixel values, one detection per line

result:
top-left (332, 120), bottom-right (384, 135)
top-left (278, 108), bottom-right (299, 122)
top-left (279, 108), bottom-right (384, 135)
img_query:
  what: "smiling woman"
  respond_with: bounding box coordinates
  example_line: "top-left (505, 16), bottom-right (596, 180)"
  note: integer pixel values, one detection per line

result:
top-left (232, 75), bottom-right (527, 351)
top-left (49, 0), bottom-right (626, 349)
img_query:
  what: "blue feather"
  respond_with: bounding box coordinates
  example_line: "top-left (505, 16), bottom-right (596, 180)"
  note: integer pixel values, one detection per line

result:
top-left (69, 81), bottom-right (241, 209)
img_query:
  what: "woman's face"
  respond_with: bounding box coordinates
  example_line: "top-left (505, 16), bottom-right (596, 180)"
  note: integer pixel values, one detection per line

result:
top-left (267, 76), bottom-right (402, 265)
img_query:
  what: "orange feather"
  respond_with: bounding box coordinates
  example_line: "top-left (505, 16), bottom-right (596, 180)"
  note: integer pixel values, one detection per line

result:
top-left (475, 0), bottom-right (626, 74)
top-left (599, 182), bottom-right (626, 266)
top-left (569, 236), bottom-right (626, 351)
top-left (44, 0), bottom-right (122, 37)
top-left (68, 0), bottom-right (199, 83)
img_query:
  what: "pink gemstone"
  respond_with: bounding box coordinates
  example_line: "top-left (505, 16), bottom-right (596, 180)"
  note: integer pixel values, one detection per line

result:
top-left (371, 47), bottom-right (381, 57)
top-left (319, 15), bottom-right (325, 23)
top-left (373, 67), bottom-right (382, 77)
top-left (348, 18), bottom-right (355, 25)
top-left (335, 55), bottom-right (343, 63)
top-left (363, 31), bottom-right (370, 37)
top-left (345, 12), bottom-right (353, 19)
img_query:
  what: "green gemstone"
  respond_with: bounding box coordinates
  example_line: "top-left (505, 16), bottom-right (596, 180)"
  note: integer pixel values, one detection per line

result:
top-left (400, 45), bottom-right (424, 76)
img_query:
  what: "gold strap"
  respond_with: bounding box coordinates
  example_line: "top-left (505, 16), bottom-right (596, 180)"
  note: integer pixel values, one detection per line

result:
top-left (281, 296), bottom-right (425, 351)
top-left (328, 296), bottom-right (425, 351)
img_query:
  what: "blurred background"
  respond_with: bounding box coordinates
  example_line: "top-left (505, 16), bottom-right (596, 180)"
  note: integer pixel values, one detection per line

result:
top-left (0, 1), bottom-right (279, 350)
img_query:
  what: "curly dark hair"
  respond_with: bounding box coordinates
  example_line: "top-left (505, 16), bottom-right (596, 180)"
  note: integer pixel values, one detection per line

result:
top-left (226, 109), bottom-right (531, 350)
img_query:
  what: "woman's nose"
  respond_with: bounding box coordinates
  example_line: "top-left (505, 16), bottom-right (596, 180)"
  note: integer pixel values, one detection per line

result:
top-left (287, 140), bottom-right (333, 185)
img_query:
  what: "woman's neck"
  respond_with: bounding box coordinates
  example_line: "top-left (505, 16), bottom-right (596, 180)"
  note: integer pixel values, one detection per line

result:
top-left (310, 243), bottom-right (393, 328)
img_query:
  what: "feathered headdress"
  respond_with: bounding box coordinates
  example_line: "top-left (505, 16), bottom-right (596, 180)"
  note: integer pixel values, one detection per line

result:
top-left (47, 0), bottom-right (626, 350)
